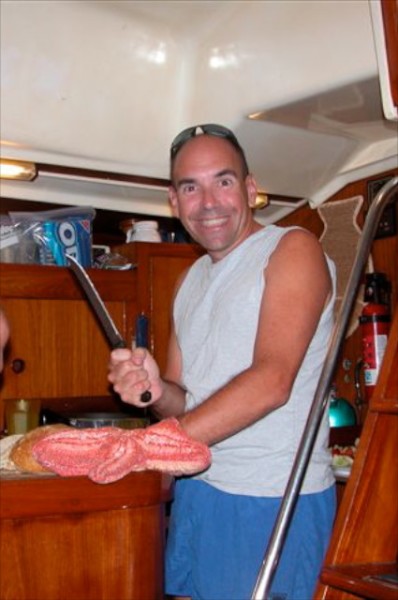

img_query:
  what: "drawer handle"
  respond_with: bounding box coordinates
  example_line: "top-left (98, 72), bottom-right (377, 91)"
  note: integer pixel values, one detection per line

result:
top-left (11, 358), bottom-right (25, 373)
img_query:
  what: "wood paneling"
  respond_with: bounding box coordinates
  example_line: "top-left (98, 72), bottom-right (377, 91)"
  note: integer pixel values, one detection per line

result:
top-left (316, 305), bottom-right (398, 600)
top-left (381, 0), bottom-right (398, 109)
top-left (0, 471), bottom-right (173, 600)
top-left (278, 169), bottom-right (397, 424)
top-left (0, 265), bottom-right (138, 429)
top-left (113, 242), bottom-right (204, 374)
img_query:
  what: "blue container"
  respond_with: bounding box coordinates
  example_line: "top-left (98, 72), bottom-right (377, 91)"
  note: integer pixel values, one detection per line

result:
top-left (329, 396), bottom-right (357, 428)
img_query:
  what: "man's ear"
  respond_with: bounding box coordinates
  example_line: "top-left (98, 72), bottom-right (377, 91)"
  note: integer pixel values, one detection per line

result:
top-left (168, 186), bottom-right (179, 217)
top-left (246, 175), bottom-right (258, 208)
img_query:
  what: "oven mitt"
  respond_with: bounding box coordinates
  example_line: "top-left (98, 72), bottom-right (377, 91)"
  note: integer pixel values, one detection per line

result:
top-left (32, 418), bottom-right (211, 484)
top-left (132, 417), bottom-right (211, 475)
top-left (31, 427), bottom-right (145, 479)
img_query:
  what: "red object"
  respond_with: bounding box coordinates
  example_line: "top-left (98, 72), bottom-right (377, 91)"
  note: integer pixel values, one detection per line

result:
top-left (32, 418), bottom-right (212, 484)
top-left (360, 302), bottom-right (390, 400)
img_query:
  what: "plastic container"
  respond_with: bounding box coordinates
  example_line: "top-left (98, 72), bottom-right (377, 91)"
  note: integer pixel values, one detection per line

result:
top-left (328, 386), bottom-right (357, 428)
top-left (130, 221), bottom-right (161, 243)
top-left (329, 397), bottom-right (357, 427)
top-left (9, 207), bottom-right (95, 267)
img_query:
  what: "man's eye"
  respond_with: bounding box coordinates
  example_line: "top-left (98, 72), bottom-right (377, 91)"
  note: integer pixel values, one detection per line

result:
top-left (219, 178), bottom-right (233, 187)
top-left (182, 183), bottom-right (197, 194)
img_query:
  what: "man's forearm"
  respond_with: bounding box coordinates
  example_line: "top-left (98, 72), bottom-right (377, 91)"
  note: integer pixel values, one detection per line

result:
top-left (150, 378), bottom-right (187, 420)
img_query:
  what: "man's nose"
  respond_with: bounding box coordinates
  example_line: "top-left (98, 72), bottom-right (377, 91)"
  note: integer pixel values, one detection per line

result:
top-left (201, 188), bottom-right (217, 208)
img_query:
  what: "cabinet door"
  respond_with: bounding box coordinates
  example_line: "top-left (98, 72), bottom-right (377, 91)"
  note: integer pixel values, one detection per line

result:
top-left (136, 244), bottom-right (204, 373)
top-left (2, 298), bottom-right (126, 399)
top-left (0, 265), bottom-right (137, 430)
top-left (114, 243), bottom-right (204, 374)
top-left (147, 252), bottom-right (201, 372)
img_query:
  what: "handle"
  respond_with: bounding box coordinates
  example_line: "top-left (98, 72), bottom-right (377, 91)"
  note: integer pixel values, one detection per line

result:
top-left (11, 358), bottom-right (26, 374)
top-left (135, 313), bottom-right (151, 403)
top-left (135, 313), bottom-right (149, 348)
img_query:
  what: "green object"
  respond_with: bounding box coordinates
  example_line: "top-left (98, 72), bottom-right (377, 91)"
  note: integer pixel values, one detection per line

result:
top-left (329, 396), bottom-right (357, 427)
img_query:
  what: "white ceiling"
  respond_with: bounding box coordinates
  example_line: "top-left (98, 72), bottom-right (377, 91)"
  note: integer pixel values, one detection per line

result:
top-left (1, 0), bottom-right (397, 224)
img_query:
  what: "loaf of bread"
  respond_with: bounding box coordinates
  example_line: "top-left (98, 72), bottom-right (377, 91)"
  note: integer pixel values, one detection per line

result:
top-left (10, 424), bottom-right (70, 473)
top-left (0, 434), bottom-right (23, 471)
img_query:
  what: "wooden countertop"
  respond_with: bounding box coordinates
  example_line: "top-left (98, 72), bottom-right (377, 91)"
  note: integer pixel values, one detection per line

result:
top-left (0, 470), bottom-right (174, 519)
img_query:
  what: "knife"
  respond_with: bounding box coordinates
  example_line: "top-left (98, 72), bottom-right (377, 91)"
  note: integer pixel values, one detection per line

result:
top-left (67, 255), bottom-right (151, 403)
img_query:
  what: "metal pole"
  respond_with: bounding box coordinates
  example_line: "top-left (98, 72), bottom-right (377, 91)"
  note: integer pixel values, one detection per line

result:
top-left (251, 176), bottom-right (398, 600)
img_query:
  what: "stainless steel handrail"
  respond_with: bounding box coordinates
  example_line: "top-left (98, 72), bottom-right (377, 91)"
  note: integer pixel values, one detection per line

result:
top-left (251, 176), bottom-right (398, 600)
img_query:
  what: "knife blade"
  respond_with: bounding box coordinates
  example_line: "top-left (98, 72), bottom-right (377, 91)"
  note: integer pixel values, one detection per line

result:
top-left (67, 255), bottom-right (151, 403)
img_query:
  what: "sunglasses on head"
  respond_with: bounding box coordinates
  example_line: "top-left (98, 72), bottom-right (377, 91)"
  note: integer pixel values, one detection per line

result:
top-left (170, 124), bottom-right (244, 160)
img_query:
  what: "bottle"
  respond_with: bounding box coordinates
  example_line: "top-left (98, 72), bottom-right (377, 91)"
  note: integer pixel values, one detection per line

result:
top-left (359, 273), bottom-right (391, 400)
top-left (130, 221), bottom-right (161, 243)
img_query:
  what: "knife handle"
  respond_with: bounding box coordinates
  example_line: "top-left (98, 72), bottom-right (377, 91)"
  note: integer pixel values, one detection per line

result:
top-left (134, 313), bottom-right (151, 403)
top-left (135, 313), bottom-right (149, 349)
top-left (141, 391), bottom-right (152, 403)
top-left (113, 339), bottom-right (127, 349)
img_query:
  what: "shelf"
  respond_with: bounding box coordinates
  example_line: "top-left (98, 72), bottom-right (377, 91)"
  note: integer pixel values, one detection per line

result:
top-left (0, 262), bottom-right (136, 301)
top-left (321, 562), bottom-right (398, 600)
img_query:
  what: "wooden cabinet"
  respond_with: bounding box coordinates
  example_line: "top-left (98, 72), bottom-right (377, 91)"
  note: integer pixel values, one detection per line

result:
top-left (0, 264), bottom-right (138, 429)
top-left (113, 242), bottom-right (204, 373)
top-left (0, 470), bottom-right (173, 600)
top-left (316, 304), bottom-right (398, 600)
top-left (0, 245), bottom-right (203, 429)
top-left (0, 247), bottom-right (192, 600)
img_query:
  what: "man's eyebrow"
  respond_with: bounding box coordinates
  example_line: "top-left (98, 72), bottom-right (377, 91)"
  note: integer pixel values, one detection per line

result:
top-left (175, 169), bottom-right (239, 189)
top-left (175, 177), bottom-right (197, 190)
top-left (215, 169), bottom-right (238, 178)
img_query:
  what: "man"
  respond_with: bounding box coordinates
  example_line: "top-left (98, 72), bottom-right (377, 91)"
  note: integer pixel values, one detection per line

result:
top-left (108, 124), bottom-right (337, 599)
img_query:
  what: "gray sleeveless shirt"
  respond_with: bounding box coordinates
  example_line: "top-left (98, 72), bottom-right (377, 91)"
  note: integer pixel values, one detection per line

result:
top-left (174, 225), bottom-right (336, 496)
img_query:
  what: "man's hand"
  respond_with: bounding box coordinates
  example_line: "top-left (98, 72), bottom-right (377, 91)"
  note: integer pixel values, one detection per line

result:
top-left (108, 347), bottom-right (164, 407)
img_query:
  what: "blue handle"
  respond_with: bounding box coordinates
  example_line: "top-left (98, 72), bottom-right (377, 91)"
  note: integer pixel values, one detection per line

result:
top-left (135, 314), bottom-right (151, 403)
top-left (135, 313), bottom-right (149, 348)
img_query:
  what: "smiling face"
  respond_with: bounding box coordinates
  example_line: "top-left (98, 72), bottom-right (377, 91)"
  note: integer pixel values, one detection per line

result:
top-left (169, 135), bottom-right (260, 261)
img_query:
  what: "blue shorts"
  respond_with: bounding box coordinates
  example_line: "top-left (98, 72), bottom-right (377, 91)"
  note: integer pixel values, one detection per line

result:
top-left (165, 479), bottom-right (336, 600)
